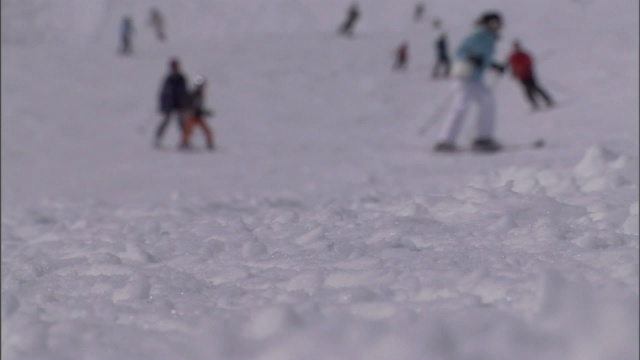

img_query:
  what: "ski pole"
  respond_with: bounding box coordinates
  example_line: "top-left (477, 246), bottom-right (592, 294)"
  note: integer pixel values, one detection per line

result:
top-left (488, 69), bottom-right (504, 90)
top-left (137, 121), bottom-right (148, 136)
top-left (539, 74), bottom-right (572, 96)
top-left (138, 112), bottom-right (159, 136)
top-left (418, 72), bottom-right (501, 137)
top-left (417, 87), bottom-right (455, 136)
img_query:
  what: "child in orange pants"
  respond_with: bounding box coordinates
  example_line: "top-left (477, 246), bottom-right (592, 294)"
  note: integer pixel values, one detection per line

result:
top-left (180, 76), bottom-right (215, 150)
top-left (181, 113), bottom-right (214, 149)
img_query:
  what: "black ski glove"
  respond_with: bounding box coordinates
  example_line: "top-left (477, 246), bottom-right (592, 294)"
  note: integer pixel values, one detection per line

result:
top-left (491, 62), bottom-right (506, 74)
top-left (467, 55), bottom-right (484, 68)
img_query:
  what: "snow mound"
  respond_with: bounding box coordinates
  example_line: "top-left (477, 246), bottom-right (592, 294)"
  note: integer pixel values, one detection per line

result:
top-left (2, 165), bottom-right (637, 359)
top-left (574, 145), bottom-right (632, 193)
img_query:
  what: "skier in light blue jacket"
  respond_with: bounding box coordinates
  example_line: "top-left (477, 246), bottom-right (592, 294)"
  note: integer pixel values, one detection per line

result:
top-left (434, 11), bottom-right (507, 152)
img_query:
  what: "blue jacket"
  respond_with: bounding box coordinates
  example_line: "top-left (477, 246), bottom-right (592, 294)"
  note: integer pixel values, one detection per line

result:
top-left (121, 19), bottom-right (133, 38)
top-left (455, 27), bottom-right (498, 82)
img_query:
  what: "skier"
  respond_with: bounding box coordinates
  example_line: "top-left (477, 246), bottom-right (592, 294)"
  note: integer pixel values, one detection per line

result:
top-left (394, 42), bottom-right (409, 70)
top-left (120, 16), bottom-right (134, 55)
top-left (148, 7), bottom-right (166, 41)
top-left (431, 20), bottom-right (450, 78)
top-left (155, 58), bottom-right (189, 148)
top-left (433, 11), bottom-right (507, 153)
top-left (339, 3), bottom-right (361, 37)
top-left (414, 3), bottom-right (425, 22)
top-left (180, 76), bottom-right (215, 150)
top-left (507, 40), bottom-right (554, 110)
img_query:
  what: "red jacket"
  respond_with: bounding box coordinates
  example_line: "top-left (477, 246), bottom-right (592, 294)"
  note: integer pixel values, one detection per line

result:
top-left (508, 51), bottom-right (533, 80)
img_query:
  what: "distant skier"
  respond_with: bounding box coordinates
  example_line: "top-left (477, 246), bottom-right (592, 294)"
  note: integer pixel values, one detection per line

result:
top-left (339, 3), bottom-right (361, 37)
top-left (432, 11), bottom-right (507, 153)
top-left (507, 41), bottom-right (554, 110)
top-left (120, 16), bottom-right (134, 55)
top-left (414, 3), bottom-right (425, 22)
top-left (431, 20), bottom-right (450, 78)
top-left (180, 76), bottom-right (215, 150)
top-left (394, 42), bottom-right (409, 70)
top-left (155, 58), bottom-right (189, 148)
top-left (148, 7), bottom-right (166, 41)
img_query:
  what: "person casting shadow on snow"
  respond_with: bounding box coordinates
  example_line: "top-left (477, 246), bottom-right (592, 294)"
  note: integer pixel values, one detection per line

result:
top-left (180, 76), bottom-right (215, 151)
top-left (506, 40), bottom-right (554, 111)
top-left (155, 58), bottom-right (189, 148)
top-left (433, 11), bottom-right (507, 153)
top-left (339, 3), bottom-right (360, 37)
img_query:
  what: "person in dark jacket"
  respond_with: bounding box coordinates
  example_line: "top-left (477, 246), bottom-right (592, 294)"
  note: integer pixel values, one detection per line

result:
top-left (180, 76), bottom-right (215, 150)
top-left (155, 58), bottom-right (188, 147)
top-left (507, 41), bottom-right (554, 110)
top-left (414, 3), bottom-right (425, 22)
top-left (431, 20), bottom-right (450, 78)
top-left (339, 3), bottom-right (360, 37)
top-left (120, 16), bottom-right (134, 55)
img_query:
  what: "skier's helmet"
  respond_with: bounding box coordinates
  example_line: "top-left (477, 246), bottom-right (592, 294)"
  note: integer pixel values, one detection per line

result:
top-left (169, 58), bottom-right (180, 71)
top-left (476, 11), bottom-right (503, 27)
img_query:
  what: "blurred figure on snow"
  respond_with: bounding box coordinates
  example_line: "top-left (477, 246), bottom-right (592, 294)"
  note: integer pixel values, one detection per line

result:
top-left (394, 41), bottom-right (409, 70)
top-left (431, 20), bottom-right (450, 78)
top-left (507, 40), bottom-right (554, 110)
top-left (156, 58), bottom-right (189, 148)
top-left (339, 3), bottom-right (360, 37)
top-left (180, 76), bottom-right (215, 151)
top-left (433, 11), bottom-right (507, 153)
top-left (414, 3), bottom-right (425, 22)
top-left (148, 7), bottom-right (166, 41)
top-left (120, 16), bottom-right (134, 55)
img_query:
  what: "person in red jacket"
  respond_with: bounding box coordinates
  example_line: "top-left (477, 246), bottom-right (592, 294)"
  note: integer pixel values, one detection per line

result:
top-left (507, 41), bottom-right (554, 110)
top-left (394, 41), bottom-right (409, 70)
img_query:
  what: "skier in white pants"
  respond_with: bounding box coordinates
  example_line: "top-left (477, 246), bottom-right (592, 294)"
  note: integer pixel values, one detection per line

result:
top-left (434, 11), bottom-right (506, 153)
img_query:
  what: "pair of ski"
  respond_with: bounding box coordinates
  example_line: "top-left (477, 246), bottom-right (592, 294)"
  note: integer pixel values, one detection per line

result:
top-left (433, 139), bottom-right (546, 154)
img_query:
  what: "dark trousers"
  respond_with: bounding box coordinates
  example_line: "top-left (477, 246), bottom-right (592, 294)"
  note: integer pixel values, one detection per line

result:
top-left (120, 36), bottom-right (132, 54)
top-left (520, 78), bottom-right (553, 108)
top-left (432, 58), bottom-right (450, 78)
top-left (155, 110), bottom-right (185, 141)
top-left (339, 18), bottom-right (357, 35)
top-left (394, 50), bottom-right (408, 70)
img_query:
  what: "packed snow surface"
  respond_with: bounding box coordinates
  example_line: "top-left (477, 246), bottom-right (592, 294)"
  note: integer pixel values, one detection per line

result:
top-left (2, 0), bottom-right (638, 359)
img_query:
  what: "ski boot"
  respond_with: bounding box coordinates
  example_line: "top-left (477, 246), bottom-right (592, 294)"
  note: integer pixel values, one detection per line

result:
top-left (471, 138), bottom-right (502, 152)
top-left (433, 142), bottom-right (457, 153)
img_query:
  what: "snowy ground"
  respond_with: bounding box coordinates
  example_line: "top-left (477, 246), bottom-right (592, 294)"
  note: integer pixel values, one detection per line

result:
top-left (2, 0), bottom-right (638, 359)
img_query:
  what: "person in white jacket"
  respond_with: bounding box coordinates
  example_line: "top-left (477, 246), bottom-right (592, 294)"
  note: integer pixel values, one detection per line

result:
top-left (433, 11), bottom-right (507, 153)
top-left (148, 7), bottom-right (166, 41)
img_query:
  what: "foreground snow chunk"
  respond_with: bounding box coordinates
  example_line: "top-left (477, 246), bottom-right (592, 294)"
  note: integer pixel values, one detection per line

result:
top-left (2, 148), bottom-right (637, 359)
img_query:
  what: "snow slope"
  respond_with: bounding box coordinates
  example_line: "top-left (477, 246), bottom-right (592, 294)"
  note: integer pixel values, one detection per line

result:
top-left (2, 0), bottom-right (638, 359)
